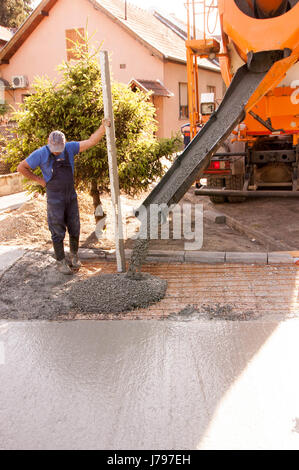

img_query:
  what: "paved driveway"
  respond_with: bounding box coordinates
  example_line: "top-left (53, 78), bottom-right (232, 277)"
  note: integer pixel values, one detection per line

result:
top-left (1, 318), bottom-right (299, 450)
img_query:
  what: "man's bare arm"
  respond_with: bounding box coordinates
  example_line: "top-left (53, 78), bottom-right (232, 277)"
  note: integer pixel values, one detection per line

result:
top-left (79, 118), bottom-right (111, 153)
top-left (17, 160), bottom-right (46, 187)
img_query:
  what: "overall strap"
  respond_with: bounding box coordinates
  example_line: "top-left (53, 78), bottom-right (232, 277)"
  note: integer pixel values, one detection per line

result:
top-left (64, 147), bottom-right (71, 165)
top-left (46, 145), bottom-right (56, 164)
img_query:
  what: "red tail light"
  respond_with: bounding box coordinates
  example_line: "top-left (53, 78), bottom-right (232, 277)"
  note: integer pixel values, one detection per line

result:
top-left (209, 160), bottom-right (230, 170)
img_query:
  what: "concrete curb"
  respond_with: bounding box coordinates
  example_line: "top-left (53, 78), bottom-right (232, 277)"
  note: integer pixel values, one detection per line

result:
top-left (76, 248), bottom-right (299, 265)
top-left (4, 247), bottom-right (298, 266)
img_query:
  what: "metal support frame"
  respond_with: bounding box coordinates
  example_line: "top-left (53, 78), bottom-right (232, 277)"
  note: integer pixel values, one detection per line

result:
top-left (186, 0), bottom-right (219, 139)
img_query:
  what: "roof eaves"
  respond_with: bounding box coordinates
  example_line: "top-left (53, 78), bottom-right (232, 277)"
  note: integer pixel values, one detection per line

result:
top-left (155, 79), bottom-right (174, 97)
top-left (129, 78), bottom-right (174, 97)
top-left (128, 78), bottom-right (150, 94)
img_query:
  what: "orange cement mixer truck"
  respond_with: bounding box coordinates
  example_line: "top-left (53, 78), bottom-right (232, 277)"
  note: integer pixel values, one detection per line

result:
top-left (138, 0), bottom-right (299, 220)
top-left (187, 0), bottom-right (299, 203)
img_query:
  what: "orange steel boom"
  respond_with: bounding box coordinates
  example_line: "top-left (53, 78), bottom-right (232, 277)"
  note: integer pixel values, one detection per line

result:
top-left (186, 0), bottom-right (299, 143)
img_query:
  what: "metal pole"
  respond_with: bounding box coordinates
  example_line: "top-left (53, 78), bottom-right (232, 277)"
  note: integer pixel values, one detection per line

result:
top-left (100, 51), bottom-right (126, 273)
top-left (186, 0), bottom-right (190, 41)
top-left (193, 0), bottom-right (196, 39)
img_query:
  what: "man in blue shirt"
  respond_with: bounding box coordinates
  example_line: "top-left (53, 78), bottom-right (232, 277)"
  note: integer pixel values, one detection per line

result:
top-left (17, 119), bottom-right (111, 274)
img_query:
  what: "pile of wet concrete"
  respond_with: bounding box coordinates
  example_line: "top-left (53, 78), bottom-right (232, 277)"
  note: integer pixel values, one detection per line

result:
top-left (69, 272), bottom-right (167, 314)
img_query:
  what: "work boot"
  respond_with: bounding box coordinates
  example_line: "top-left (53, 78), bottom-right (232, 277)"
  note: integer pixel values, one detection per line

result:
top-left (69, 236), bottom-right (81, 269)
top-left (69, 253), bottom-right (81, 269)
top-left (56, 258), bottom-right (73, 275)
top-left (53, 241), bottom-right (65, 261)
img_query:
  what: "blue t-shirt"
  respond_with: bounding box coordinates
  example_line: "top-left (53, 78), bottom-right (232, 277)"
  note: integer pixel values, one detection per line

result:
top-left (26, 141), bottom-right (80, 183)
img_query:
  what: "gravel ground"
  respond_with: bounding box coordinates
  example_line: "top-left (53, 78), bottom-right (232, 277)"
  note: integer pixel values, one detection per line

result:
top-left (0, 187), bottom-right (270, 253)
top-left (0, 191), bottom-right (145, 250)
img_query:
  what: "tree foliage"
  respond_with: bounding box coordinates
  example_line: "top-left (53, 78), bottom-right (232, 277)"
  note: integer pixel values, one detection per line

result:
top-left (5, 36), bottom-right (182, 210)
top-left (0, 0), bottom-right (32, 28)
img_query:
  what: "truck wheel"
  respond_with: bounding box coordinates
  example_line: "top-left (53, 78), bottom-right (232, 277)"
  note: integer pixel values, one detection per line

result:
top-left (208, 177), bottom-right (226, 204)
top-left (226, 175), bottom-right (246, 203)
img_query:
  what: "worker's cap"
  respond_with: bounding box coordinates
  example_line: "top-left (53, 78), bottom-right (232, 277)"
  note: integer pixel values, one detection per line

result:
top-left (48, 130), bottom-right (66, 154)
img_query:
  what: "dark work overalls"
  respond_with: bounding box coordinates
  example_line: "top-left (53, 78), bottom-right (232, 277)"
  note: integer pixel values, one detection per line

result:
top-left (46, 148), bottom-right (80, 261)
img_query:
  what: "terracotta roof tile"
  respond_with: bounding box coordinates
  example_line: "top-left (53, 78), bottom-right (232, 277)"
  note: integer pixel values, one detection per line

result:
top-left (92, 0), bottom-right (220, 72)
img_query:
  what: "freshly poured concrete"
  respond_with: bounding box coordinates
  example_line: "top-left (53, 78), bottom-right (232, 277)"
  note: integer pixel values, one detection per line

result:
top-left (1, 319), bottom-right (299, 450)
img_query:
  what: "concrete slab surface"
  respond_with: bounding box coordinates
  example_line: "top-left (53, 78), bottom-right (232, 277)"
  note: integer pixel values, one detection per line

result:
top-left (1, 319), bottom-right (299, 450)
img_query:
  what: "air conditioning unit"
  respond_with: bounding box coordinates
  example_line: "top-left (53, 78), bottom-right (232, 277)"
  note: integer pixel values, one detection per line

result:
top-left (11, 75), bottom-right (29, 89)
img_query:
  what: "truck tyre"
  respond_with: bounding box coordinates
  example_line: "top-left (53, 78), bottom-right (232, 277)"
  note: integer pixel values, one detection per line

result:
top-left (226, 175), bottom-right (246, 203)
top-left (208, 177), bottom-right (226, 204)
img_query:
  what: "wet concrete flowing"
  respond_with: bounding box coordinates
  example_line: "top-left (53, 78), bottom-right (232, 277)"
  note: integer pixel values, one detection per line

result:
top-left (126, 237), bottom-right (149, 279)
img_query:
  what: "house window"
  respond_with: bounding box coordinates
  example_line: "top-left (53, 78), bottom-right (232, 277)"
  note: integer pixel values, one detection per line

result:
top-left (207, 85), bottom-right (216, 95)
top-left (179, 82), bottom-right (188, 120)
top-left (65, 28), bottom-right (86, 61)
